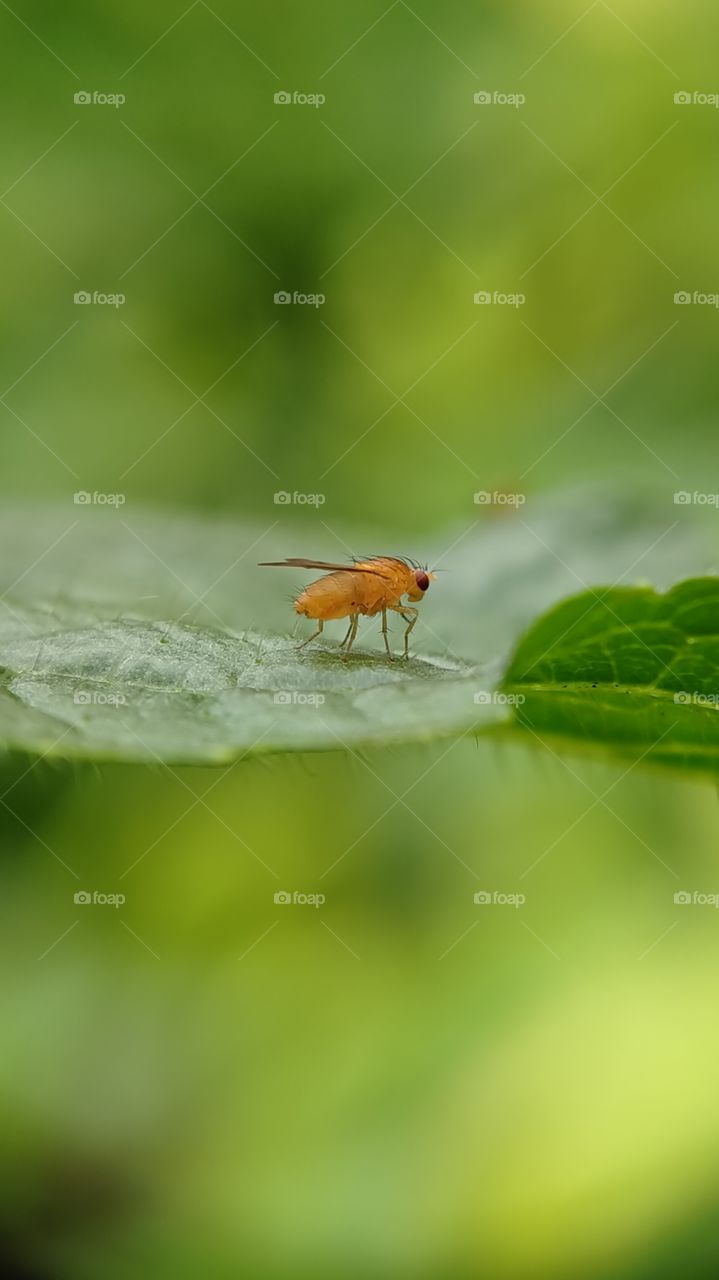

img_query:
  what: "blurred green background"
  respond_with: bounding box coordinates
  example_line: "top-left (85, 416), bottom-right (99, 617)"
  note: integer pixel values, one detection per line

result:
top-left (2, 1), bottom-right (719, 1276)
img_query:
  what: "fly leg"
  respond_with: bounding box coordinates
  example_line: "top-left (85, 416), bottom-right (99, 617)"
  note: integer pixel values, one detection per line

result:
top-left (339, 618), bottom-right (354, 648)
top-left (297, 619), bottom-right (324, 650)
top-left (342, 614), bottom-right (359, 658)
top-left (391, 606), bottom-right (418, 659)
top-left (380, 608), bottom-right (394, 661)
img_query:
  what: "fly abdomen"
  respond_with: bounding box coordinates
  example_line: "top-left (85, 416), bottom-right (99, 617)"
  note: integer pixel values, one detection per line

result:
top-left (295, 571), bottom-right (365, 620)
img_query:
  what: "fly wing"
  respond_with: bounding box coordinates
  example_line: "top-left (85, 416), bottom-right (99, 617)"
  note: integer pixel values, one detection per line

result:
top-left (259, 557), bottom-right (391, 576)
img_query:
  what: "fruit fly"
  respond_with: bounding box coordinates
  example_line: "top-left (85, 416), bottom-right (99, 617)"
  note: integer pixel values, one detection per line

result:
top-left (258, 556), bottom-right (437, 660)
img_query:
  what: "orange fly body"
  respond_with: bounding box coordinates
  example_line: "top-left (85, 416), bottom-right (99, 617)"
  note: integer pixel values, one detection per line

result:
top-left (258, 556), bottom-right (437, 660)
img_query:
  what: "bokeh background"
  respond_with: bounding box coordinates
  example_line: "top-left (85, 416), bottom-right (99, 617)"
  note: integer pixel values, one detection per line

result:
top-left (1, 1), bottom-right (719, 1276)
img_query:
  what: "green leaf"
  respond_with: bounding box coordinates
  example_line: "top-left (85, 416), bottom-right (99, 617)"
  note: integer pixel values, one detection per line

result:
top-left (0, 604), bottom-right (499, 763)
top-left (502, 578), bottom-right (719, 773)
top-left (0, 492), bottom-right (715, 766)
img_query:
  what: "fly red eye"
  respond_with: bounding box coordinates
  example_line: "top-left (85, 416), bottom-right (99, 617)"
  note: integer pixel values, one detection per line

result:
top-left (415, 571), bottom-right (430, 591)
